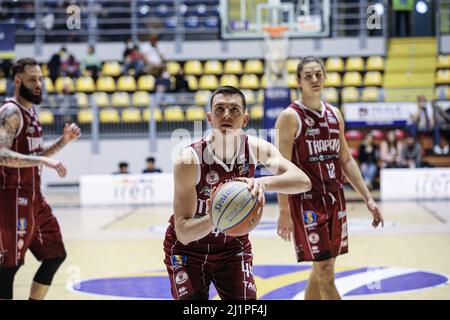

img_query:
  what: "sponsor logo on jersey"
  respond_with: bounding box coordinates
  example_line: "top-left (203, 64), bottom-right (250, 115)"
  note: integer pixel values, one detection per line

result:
top-left (306, 138), bottom-right (340, 155)
top-left (238, 162), bottom-right (250, 176)
top-left (206, 171), bottom-right (219, 185)
top-left (304, 116), bottom-right (315, 127)
top-left (18, 239), bottom-right (24, 250)
top-left (26, 126), bottom-right (35, 134)
top-left (18, 218), bottom-right (27, 231)
top-left (18, 197), bottom-right (28, 206)
top-left (306, 128), bottom-right (320, 136)
top-left (175, 271), bottom-right (189, 285)
top-left (308, 153), bottom-right (340, 162)
top-left (308, 232), bottom-right (320, 244)
top-left (329, 128), bottom-right (340, 134)
top-left (341, 239), bottom-right (348, 247)
top-left (171, 255), bottom-right (187, 267)
top-left (342, 222), bottom-right (348, 238)
top-left (303, 211), bottom-right (317, 225)
top-left (327, 116), bottom-right (338, 124)
top-left (178, 286), bottom-right (188, 298)
top-left (319, 122), bottom-right (328, 127)
top-left (199, 186), bottom-right (211, 196)
top-left (311, 245), bottom-right (320, 254)
top-left (27, 136), bottom-right (43, 153)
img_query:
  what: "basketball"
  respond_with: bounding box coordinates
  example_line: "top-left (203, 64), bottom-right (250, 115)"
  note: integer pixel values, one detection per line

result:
top-left (210, 181), bottom-right (264, 237)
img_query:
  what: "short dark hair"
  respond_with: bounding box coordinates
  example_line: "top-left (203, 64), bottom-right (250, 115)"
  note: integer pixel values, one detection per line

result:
top-left (209, 86), bottom-right (247, 112)
top-left (146, 157), bottom-right (155, 163)
top-left (119, 162), bottom-right (128, 168)
top-left (11, 58), bottom-right (39, 78)
top-left (296, 56), bottom-right (326, 79)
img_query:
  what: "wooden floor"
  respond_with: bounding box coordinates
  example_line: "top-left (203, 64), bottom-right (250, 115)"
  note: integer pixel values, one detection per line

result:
top-left (12, 191), bottom-right (450, 300)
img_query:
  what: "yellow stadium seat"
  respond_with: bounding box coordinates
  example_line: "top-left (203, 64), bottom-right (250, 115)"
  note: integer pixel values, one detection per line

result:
top-left (93, 92), bottom-right (110, 108)
top-left (111, 92), bottom-right (130, 108)
top-left (96, 76), bottom-right (116, 92)
top-left (257, 89), bottom-right (264, 103)
top-left (43, 77), bottom-right (54, 93)
top-left (290, 89), bottom-right (299, 102)
top-left (244, 60), bottom-right (264, 74)
top-left (220, 74), bottom-right (239, 87)
top-left (287, 58), bottom-right (300, 73)
top-left (137, 75), bottom-right (155, 91)
top-left (186, 106), bottom-right (206, 121)
top-left (361, 87), bottom-right (381, 102)
top-left (195, 90), bottom-right (211, 106)
top-left (164, 106), bottom-right (185, 122)
top-left (102, 61), bottom-right (122, 77)
top-left (166, 61), bottom-right (181, 75)
top-left (0, 78), bottom-right (6, 94)
top-left (322, 87), bottom-right (338, 103)
top-left (224, 60), bottom-right (243, 74)
top-left (38, 110), bottom-right (54, 124)
top-left (260, 74), bottom-right (267, 88)
top-left (324, 72), bottom-right (341, 87)
top-left (41, 64), bottom-right (49, 77)
top-left (343, 72), bottom-right (362, 87)
top-left (77, 93), bottom-right (89, 108)
top-left (435, 86), bottom-right (450, 100)
top-left (185, 75), bottom-right (198, 91)
top-left (132, 91), bottom-right (151, 107)
top-left (345, 57), bottom-right (365, 71)
top-left (341, 87), bottom-right (360, 102)
top-left (143, 108), bottom-right (163, 122)
top-left (287, 74), bottom-right (298, 88)
top-left (250, 105), bottom-right (263, 120)
top-left (325, 57), bottom-right (344, 72)
top-left (204, 60), bottom-right (223, 75)
top-left (76, 76), bottom-right (95, 93)
top-left (121, 108), bottom-right (142, 122)
top-left (242, 89), bottom-right (256, 105)
top-left (366, 56), bottom-right (385, 71)
top-left (184, 60), bottom-right (203, 75)
top-left (240, 74), bottom-right (260, 89)
top-left (437, 55), bottom-right (450, 69)
top-left (100, 109), bottom-right (120, 123)
top-left (55, 76), bottom-right (75, 93)
top-left (436, 69), bottom-right (450, 85)
top-left (117, 75), bottom-right (137, 92)
top-left (199, 75), bottom-right (219, 90)
top-left (364, 71), bottom-right (383, 86)
top-left (77, 109), bottom-right (93, 123)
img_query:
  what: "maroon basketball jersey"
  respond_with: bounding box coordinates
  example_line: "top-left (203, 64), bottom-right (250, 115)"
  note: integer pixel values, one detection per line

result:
top-left (167, 133), bottom-right (256, 244)
top-left (288, 101), bottom-right (344, 195)
top-left (0, 99), bottom-right (44, 191)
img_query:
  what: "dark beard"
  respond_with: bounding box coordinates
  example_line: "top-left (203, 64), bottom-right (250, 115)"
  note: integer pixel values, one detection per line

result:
top-left (19, 83), bottom-right (42, 105)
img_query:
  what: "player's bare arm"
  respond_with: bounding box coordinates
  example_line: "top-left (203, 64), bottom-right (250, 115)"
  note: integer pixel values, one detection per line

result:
top-left (274, 109), bottom-right (302, 241)
top-left (333, 106), bottom-right (383, 228)
top-left (173, 148), bottom-right (214, 245)
top-left (0, 104), bottom-right (67, 177)
top-left (43, 123), bottom-right (81, 157)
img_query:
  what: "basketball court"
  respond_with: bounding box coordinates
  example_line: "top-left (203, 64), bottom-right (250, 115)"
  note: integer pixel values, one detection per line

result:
top-left (11, 190), bottom-right (450, 300)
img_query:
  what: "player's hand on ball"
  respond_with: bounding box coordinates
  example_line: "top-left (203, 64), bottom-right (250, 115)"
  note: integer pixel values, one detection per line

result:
top-left (235, 177), bottom-right (266, 206)
top-left (367, 199), bottom-right (384, 228)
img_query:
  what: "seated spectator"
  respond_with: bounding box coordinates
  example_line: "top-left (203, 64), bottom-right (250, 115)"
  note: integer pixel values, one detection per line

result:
top-left (142, 157), bottom-right (162, 173)
top-left (433, 102), bottom-right (450, 155)
top-left (174, 69), bottom-right (190, 92)
top-left (155, 70), bottom-right (172, 93)
top-left (358, 132), bottom-right (380, 190)
top-left (141, 34), bottom-right (166, 76)
top-left (114, 162), bottom-right (130, 174)
top-left (80, 45), bottom-right (102, 80)
top-left (122, 44), bottom-right (145, 77)
top-left (380, 130), bottom-right (403, 168)
top-left (399, 135), bottom-right (423, 168)
top-left (61, 54), bottom-right (80, 78)
top-left (56, 82), bottom-right (76, 123)
top-left (48, 47), bottom-right (67, 81)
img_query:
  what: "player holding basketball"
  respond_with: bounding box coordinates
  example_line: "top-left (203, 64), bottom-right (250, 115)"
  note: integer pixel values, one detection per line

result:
top-left (275, 57), bottom-right (384, 300)
top-left (163, 86), bottom-right (311, 300)
top-left (0, 58), bottom-right (81, 300)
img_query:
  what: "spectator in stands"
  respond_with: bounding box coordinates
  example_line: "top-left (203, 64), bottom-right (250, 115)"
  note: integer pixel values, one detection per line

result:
top-left (0, 59), bottom-right (14, 96)
top-left (56, 82), bottom-right (76, 123)
top-left (48, 47), bottom-right (67, 81)
top-left (141, 34), bottom-right (166, 76)
top-left (114, 162), bottom-right (130, 174)
top-left (61, 54), bottom-right (80, 78)
top-left (155, 70), bottom-right (172, 93)
top-left (80, 45), bottom-right (101, 80)
top-left (433, 102), bottom-right (450, 154)
top-left (380, 130), bottom-right (403, 168)
top-left (399, 134), bottom-right (423, 168)
top-left (122, 44), bottom-right (145, 77)
top-left (142, 157), bottom-right (162, 174)
top-left (409, 95), bottom-right (443, 154)
top-left (358, 132), bottom-right (380, 190)
top-left (174, 69), bottom-right (190, 92)
top-left (391, 0), bottom-right (413, 37)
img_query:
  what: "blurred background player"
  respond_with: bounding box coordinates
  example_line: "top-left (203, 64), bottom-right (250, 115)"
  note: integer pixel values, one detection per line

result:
top-left (275, 57), bottom-right (384, 300)
top-left (0, 58), bottom-right (81, 300)
top-left (142, 156), bottom-right (162, 173)
top-left (163, 86), bottom-right (311, 300)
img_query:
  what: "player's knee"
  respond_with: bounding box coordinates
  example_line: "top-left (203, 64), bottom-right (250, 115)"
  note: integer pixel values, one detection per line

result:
top-left (315, 262), bottom-right (335, 282)
top-left (33, 255), bottom-right (66, 286)
top-left (0, 266), bottom-right (21, 300)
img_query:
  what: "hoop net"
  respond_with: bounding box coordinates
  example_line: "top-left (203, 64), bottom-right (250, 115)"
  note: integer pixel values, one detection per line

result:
top-left (262, 25), bottom-right (289, 88)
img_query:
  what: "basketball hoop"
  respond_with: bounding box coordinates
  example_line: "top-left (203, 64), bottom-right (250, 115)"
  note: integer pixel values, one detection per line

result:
top-left (262, 25), bottom-right (290, 88)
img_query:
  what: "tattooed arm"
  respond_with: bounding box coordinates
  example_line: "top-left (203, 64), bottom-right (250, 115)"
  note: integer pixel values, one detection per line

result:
top-left (0, 104), bottom-right (68, 177)
top-left (42, 123), bottom-right (81, 157)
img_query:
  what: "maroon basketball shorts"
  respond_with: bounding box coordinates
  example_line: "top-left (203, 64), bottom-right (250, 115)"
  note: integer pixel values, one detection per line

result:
top-left (163, 235), bottom-right (257, 300)
top-left (289, 188), bottom-right (348, 262)
top-left (0, 189), bottom-right (66, 268)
